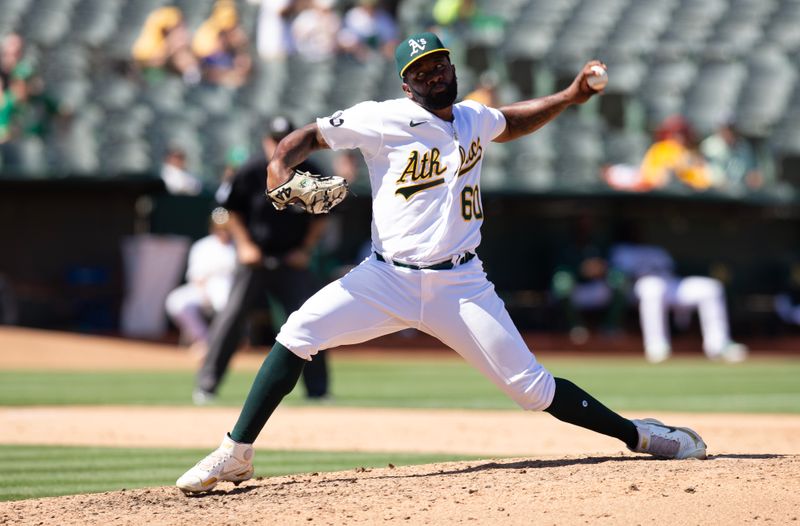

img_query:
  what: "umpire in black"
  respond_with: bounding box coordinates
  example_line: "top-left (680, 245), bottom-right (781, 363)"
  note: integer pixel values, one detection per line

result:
top-left (194, 116), bottom-right (330, 404)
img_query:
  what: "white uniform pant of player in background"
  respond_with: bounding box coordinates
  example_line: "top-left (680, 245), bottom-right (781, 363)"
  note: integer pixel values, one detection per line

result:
top-left (277, 254), bottom-right (556, 411)
top-left (165, 277), bottom-right (232, 344)
top-left (634, 275), bottom-right (732, 362)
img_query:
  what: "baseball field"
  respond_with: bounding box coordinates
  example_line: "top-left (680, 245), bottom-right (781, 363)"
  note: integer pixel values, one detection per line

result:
top-left (0, 326), bottom-right (798, 525)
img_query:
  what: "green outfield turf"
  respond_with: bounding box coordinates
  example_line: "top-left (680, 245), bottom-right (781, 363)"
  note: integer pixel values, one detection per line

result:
top-left (1, 356), bottom-right (798, 413)
top-left (0, 445), bottom-right (480, 502)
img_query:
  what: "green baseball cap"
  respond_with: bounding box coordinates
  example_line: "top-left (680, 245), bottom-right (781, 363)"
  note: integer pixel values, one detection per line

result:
top-left (395, 32), bottom-right (450, 78)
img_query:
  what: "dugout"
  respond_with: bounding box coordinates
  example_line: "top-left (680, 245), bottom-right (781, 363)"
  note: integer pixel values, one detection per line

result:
top-left (1, 177), bottom-right (798, 338)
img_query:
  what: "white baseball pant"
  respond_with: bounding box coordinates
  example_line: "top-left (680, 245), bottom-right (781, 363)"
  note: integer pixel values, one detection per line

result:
top-left (165, 278), bottom-right (232, 343)
top-left (276, 254), bottom-right (556, 411)
top-left (634, 274), bottom-right (732, 358)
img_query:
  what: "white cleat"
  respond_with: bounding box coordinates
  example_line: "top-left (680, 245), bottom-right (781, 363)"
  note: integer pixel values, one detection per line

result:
top-left (176, 434), bottom-right (254, 494)
top-left (644, 344), bottom-right (671, 364)
top-left (630, 418), bottom-right (707, 459)
top-left (712, 342), bottom-right (748, 363)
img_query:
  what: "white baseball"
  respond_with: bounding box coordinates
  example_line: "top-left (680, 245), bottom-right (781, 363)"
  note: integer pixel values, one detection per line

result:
top-left (587, 65), bottom-right (608, 90)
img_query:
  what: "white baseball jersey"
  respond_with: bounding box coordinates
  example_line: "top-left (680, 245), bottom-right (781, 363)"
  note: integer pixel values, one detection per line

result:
top-left (317, 97), bottom-right (506, 265)
top-left (277, 97), bottom-right (556, 412)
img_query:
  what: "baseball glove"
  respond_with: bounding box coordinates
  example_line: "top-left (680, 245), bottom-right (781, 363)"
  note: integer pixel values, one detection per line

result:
top-left (266, 169), bottom-right (349, 214)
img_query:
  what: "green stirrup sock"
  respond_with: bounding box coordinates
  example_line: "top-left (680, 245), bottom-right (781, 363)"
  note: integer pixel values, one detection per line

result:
top-left (230, 342), bottom-right (306, 444)
top-left (545, 377), bottom-right (639, 450)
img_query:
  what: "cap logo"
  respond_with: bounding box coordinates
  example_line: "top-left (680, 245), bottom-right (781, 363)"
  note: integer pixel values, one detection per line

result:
top-left (408, 38), bottom-right (427, 56)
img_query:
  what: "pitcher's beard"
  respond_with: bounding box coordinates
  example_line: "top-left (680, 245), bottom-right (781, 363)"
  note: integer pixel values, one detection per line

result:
top-left (410, 76), bottom-right (458, 111)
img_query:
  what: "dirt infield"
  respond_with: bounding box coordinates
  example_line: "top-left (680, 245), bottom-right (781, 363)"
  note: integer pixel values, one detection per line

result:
top-left (1, 327), bottom-right (799, 525)
top-left (3, 455), bottom-right (798, 526)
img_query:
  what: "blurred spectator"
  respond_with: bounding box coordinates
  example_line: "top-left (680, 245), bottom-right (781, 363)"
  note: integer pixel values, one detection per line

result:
top-left (774, 262), bottom-right (800, 327)
top-left (464, 70), bottom-right (500, 107)
top-left (0, 77), bottom-right (13, 144)
top-left (132, 7), bottom-right (201, 84)
top-left (0, 37), bottom-right (62, 173)
top-left (550, 215), bottom-right (627, 344)
top-left (254, 0), bottom-right (297, 62)
top-left (604, 116), bottom-right (714, 192)
top-left (166, 208), bottom-right (237, 357)
top-left (193, 115), bottom-right (330, 405)
top-left (291, 0), bottom-right (342, 63)
top-left (160, 144), bottom-right (203, 195)
top-left (192, 0), bottom-right (253, 88)
top-left (609, 241), bottom-right (747, 363)
top-left (432, 0), bottom-right (476, 28)
top-left (338, 0), bottom-right (398, 61)
top-left (700, 121), bottom-right (763, 192)
top-left (0, 33), bottom-right (33, 89)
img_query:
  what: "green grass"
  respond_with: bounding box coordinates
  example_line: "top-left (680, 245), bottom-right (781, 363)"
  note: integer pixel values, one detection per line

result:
top-left (1, 356), bottom-right (799, 413)
top-left (1, 356), bottom-right (798, 502)
top-left (546, 358), bottom-right (800, 413)
top-left (0, 445), bottom-right (481, 502)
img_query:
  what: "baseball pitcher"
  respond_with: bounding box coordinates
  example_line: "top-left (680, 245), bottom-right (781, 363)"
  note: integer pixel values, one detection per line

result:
top-left (177, 33), bottom-right (708, 494)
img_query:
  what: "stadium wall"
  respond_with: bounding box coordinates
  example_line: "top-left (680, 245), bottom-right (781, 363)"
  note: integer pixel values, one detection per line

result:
top-left (1, 178), bottom-right (798, 336)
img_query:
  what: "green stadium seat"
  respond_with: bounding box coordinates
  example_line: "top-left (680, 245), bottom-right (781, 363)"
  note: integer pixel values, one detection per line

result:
top-left (71, 0), bottom-right (123, 48)
top-left (735, 45), bottom-right (796, 139)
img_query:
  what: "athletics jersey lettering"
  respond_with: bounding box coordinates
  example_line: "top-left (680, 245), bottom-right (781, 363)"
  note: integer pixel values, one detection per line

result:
top-left (458, 138), bottom-right (483, 176)
top-left (395, 178), bottom-right (445, 199)
top-left (395, 147), bottom-right (448, 199)
top-left (396, 148), bottom-right (448, 184)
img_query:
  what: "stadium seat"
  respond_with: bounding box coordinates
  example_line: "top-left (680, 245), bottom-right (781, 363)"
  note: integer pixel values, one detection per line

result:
top-left (604, 129), bottom-right (649, 166)
top-left (552, 112), bottom-right (605, 188)
top-left (19, 0), bottom-right (77, 47)
top-left (0, 0), bottom-right (34, 36)
top-left (234, 59), bottom-right (288, 117)
top-left (681, 59), bottom-right (747, 137)
top-left (657, 0), bottom-right (728, 57)
top-left (100, 140), bottom-right (151, 175)
top-left (766, 1), bottom-right (800, 52)
top-left (92, 74), bottom-right (139, 111)
top-left (603, 0), bottom-right (675, 58)
top-left (70, 0), bottom-right (123, 48)
top-left (171, 0), bottom-right (214, 31)
top-left (139, 76), bottom-right (187, 113)
top-left (40, 42), bottom-right (89, 77)
top-left (104, 0), bottom-right (167, 61)
top-left (735, 45), bottom-right (797, 138)
top-left (0, 136), bottom-right (47, 176)
top-left (49, 106), bottom-right (102, 174)
top-left (186, 84), bottom-right (236, 116)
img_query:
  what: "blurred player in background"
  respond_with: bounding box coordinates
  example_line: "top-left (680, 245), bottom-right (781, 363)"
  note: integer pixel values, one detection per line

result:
top-left (159, 144), bottom-right (203, 195)
top-left (192, 115), bottom-right (330, 405)
top-left (165, 209), bottom-right (237, 357)
top-left (609, 239), bottom-right (747, 363)
top-left (774, 262), bottom-right (800, 328)
top-left (550, 214), bottom-right (627, 344)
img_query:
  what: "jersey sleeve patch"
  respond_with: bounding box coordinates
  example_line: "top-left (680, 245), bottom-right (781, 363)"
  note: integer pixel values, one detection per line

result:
top-left (317, 101), bottom-right (383, 157)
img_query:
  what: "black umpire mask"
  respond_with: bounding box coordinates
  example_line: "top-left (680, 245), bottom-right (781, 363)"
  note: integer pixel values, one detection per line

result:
top-left (407, 71), bottom-right (459, 111)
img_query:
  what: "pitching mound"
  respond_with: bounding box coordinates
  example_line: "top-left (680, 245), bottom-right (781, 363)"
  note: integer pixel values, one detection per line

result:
top-left (2, 454), bottom-right (798, 525)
